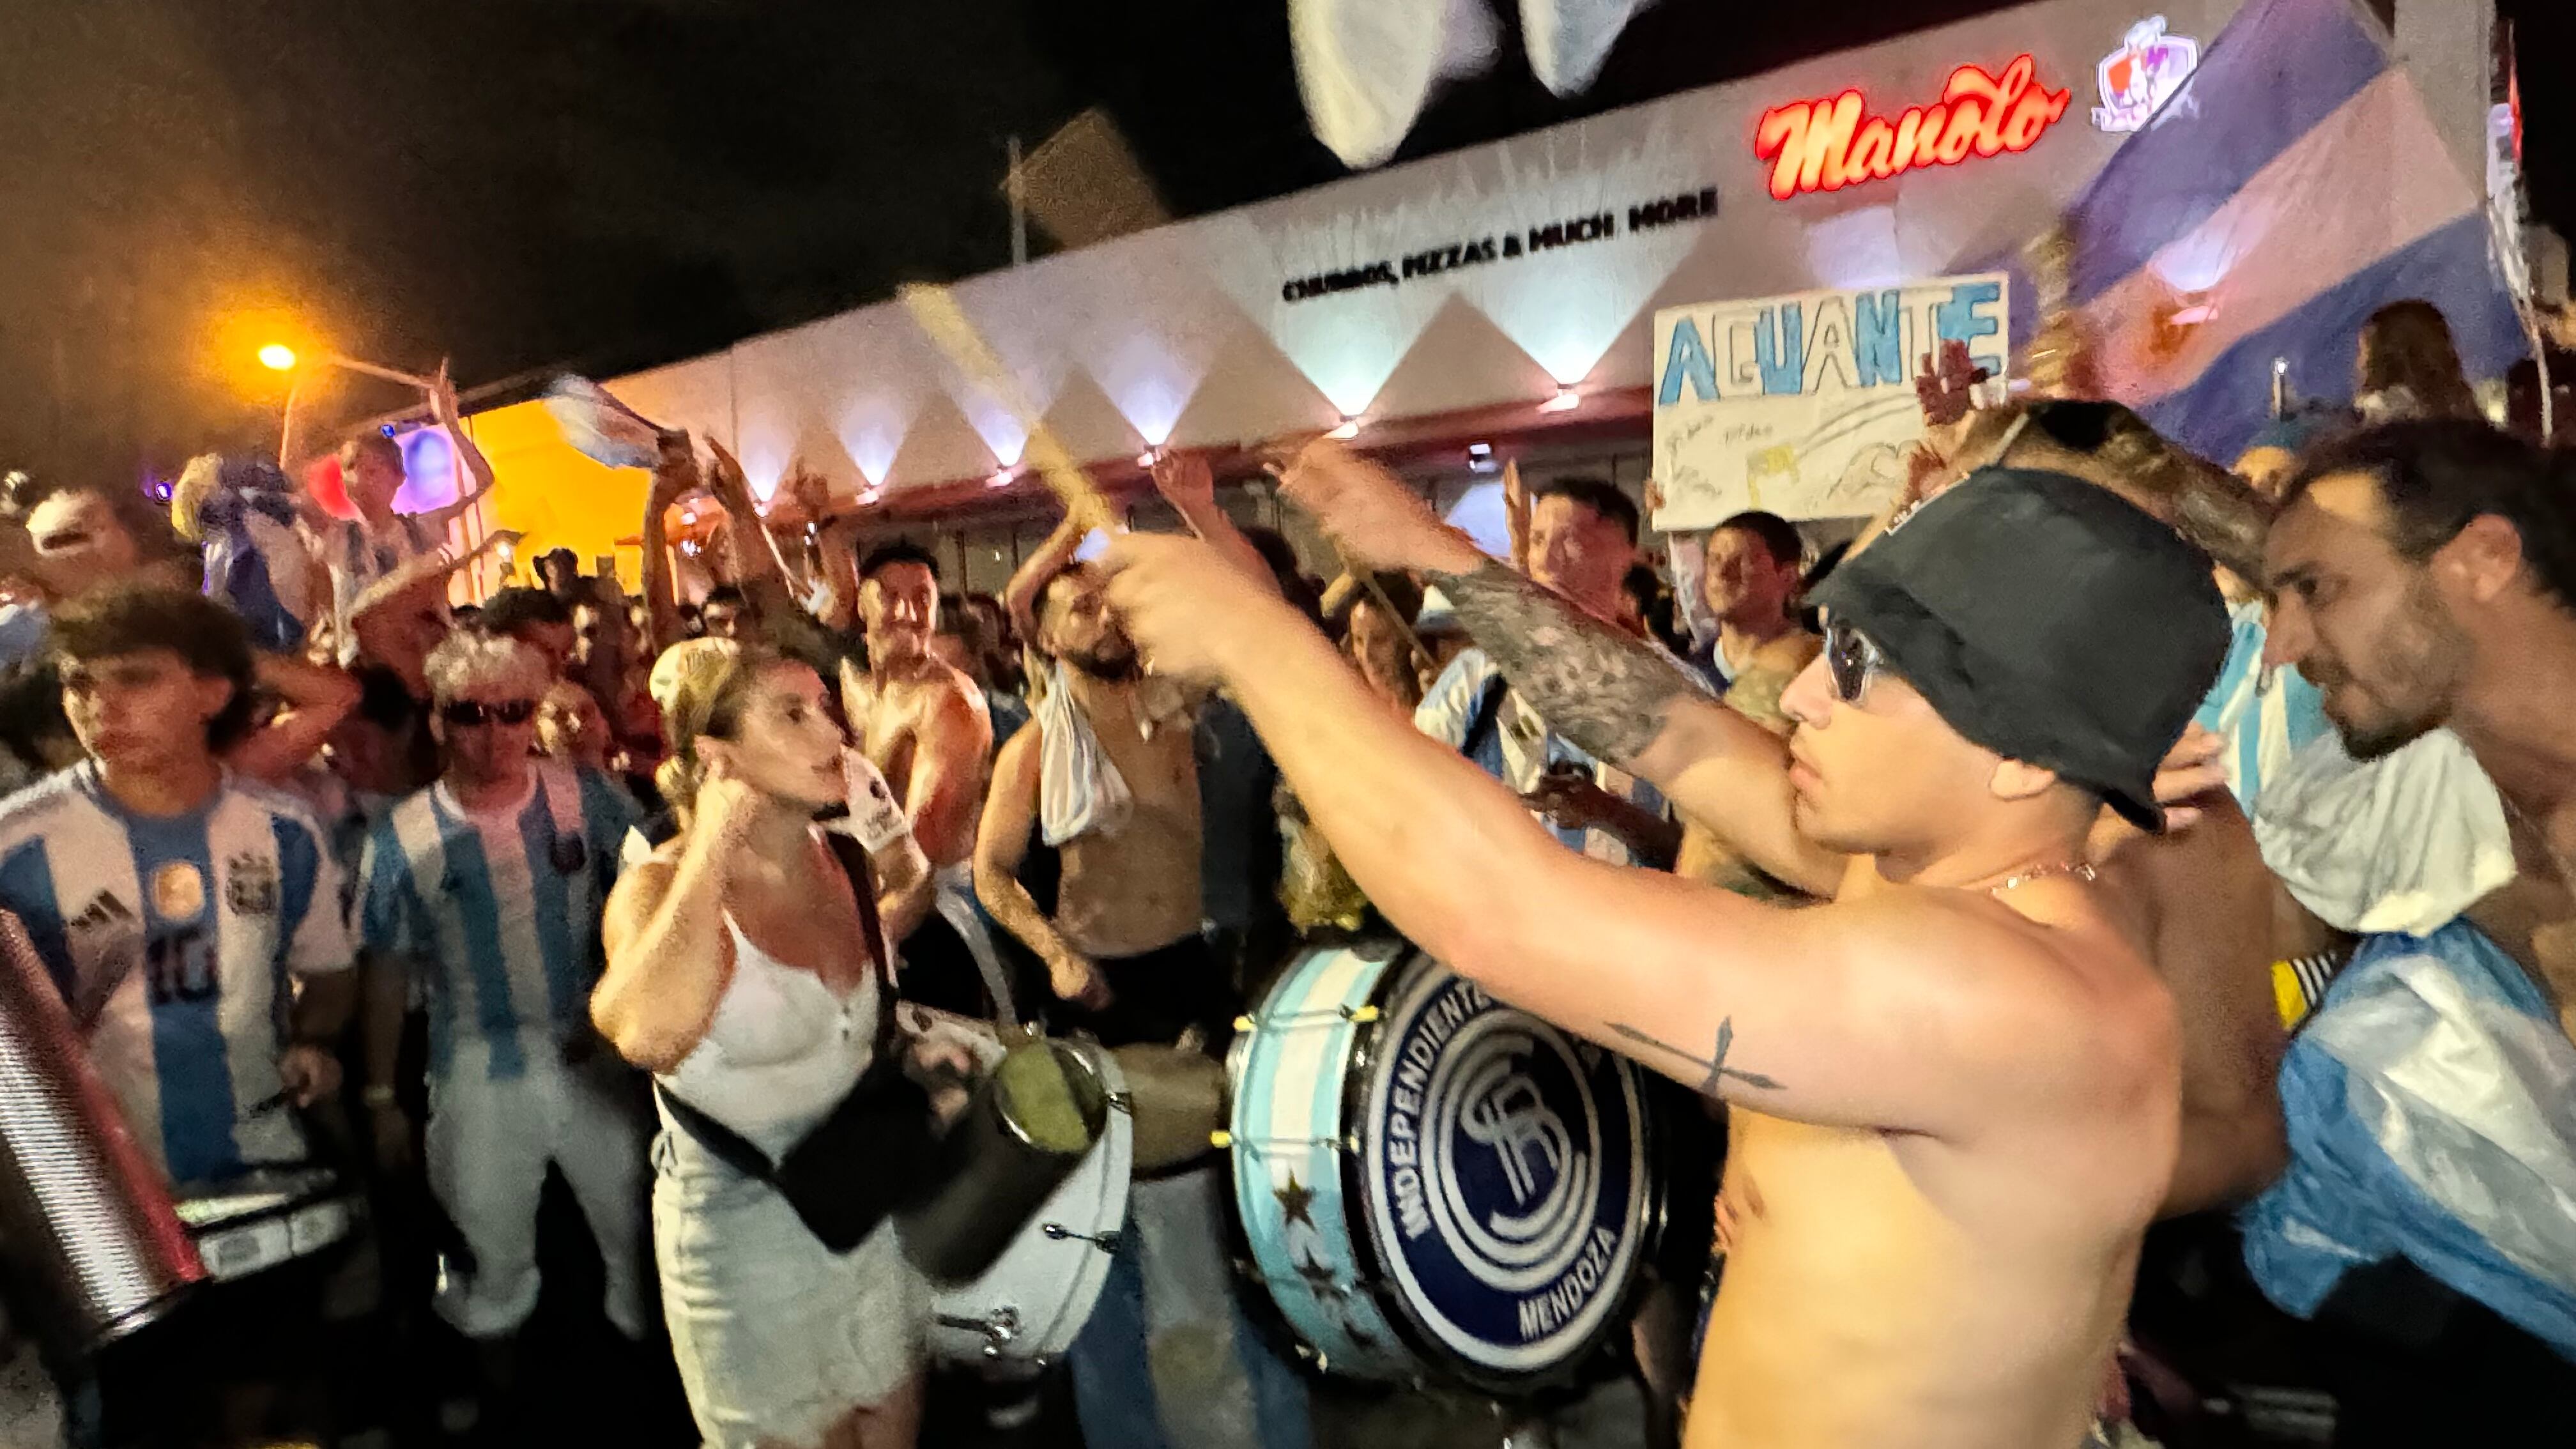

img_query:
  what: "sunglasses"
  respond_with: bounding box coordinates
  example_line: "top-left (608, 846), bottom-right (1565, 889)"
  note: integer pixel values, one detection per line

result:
top-left (1822, 618), bottom-right (1884, 705)
top-left (439, 698), bottom-right (537, 728)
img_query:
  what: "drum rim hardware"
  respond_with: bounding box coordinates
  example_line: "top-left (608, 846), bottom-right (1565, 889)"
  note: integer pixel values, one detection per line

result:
top-left (935, 1305), bottom-right (1024, 1360)
top-left (1038, 1221), bottom-right (1119, 1252)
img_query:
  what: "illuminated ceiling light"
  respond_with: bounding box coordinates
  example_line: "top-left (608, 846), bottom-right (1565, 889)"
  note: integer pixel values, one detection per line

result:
top-left (1135, 450), bottom-right (1157, 469)
top-left (1327, 416), bottom-right (1361, 440)
top-left (257, 344), bottom-right (298, 371)
top-left (1538, 387), bottom-right (1583, 413)
top-left (987, 468), bottom-right (1016, 490)
top-left (1466, 442), bottom-right (1492, 457)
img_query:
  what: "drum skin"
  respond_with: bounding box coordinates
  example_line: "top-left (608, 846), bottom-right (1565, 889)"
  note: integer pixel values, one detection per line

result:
top-left (1110, 1044), bottom-right (1227, 1177)
top-left (929, 1040), bottom-right (1135, 1367)
top-left (1229, 940), bottom-right (1657, 1393)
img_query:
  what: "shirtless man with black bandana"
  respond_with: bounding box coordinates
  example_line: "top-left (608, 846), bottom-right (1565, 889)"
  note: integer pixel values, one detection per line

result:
top-left (1100, 438), bottom-right (2234, 1449)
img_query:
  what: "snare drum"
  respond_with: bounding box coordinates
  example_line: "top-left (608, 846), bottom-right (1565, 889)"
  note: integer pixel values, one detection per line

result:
top-left (1227, 940), bottom-right (1657, 1392)
top-left (930, 1041), bottom-right (1133, 1367)
top-left (173, 1167), bottom-right (360, 1284)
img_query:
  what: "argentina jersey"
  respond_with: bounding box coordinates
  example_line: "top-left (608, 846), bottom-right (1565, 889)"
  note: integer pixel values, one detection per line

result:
top-left (0, 763), bottom-right (351, 1186)
top-left (360, 762), bottom-right (640, 1082)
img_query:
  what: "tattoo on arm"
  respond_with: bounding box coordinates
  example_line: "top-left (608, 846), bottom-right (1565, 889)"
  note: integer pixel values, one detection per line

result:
top-left (1609, 1017), bottom-right (1783, 1094)
top-left (1428, 558), bottom-right (1703, 764)
top-left (2174, 468), bottom-right (2273, 584)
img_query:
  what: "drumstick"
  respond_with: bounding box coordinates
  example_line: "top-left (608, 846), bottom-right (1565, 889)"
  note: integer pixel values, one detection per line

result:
top-left (897, 282), bottom-right (1112, 526)
top-left (1349, 560), bottom-right (1435, 674)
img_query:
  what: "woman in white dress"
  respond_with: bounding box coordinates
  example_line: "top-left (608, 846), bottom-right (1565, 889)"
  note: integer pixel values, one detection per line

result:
top-left (595, 640), bottom-right (928, 1449)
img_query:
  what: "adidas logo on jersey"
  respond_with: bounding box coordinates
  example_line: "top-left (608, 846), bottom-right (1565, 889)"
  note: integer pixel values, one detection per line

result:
top-left (67, 891), bottom-right (134, 934)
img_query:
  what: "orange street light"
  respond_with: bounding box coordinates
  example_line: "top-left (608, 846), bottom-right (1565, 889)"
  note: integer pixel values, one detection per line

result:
top-left (258, 344), bottom-right (298, 371)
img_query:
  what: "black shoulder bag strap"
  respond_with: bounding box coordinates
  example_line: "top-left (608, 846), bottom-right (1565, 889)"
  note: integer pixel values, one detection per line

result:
top-left (658, 829), bottom-right (944, 1251)
top-left (653, 830), bottom-right (904, 1181)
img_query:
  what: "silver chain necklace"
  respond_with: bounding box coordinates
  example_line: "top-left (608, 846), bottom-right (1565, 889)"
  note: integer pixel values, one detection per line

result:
top-left (1988, 860), bottom-right (2098, 896)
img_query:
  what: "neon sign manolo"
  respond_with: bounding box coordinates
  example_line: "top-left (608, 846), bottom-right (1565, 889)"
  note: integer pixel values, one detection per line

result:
top-left (1754, 54), bottom-right (2072, 201)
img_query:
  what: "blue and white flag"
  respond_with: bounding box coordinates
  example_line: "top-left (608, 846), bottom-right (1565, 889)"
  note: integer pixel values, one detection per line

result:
top-left (2060, 0), bottom-right (2523, 460)
top-left (2241, 921), bottom-right (2576, 1358)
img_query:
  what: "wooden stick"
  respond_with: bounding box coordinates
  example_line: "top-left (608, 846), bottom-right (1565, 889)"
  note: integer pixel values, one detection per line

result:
top-left (1348, 558), bottom-right (1435, 673)
top-left (325, 354), bottom-right (439, 390)
top-left (897, 283), bottom-right (1112, 526)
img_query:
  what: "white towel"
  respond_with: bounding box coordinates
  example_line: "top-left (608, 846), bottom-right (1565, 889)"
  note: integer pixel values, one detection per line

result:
top-left (2253, 727), bottom-right (2515, 937)
top-left (1038, 663), bottom-right (1132, 848)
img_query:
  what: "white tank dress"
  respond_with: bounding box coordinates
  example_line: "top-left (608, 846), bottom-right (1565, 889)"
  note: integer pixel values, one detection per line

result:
top-left (651, 916), bottom-right (927, 1449)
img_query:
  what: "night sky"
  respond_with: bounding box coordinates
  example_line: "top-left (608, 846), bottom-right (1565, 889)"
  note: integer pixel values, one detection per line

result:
top-left (1, 1), bottom-right (2566, 489)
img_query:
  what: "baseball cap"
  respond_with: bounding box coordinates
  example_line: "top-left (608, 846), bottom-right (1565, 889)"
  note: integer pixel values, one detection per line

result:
top-left (1805, 466), bottom-right (2229, 831)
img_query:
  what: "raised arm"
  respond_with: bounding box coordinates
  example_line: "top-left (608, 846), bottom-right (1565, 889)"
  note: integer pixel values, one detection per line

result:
top-left (1150, 452), bottom-right (1275, 594)
top-left (702, 439), bottom-right (801, 617)
top-left (419, 364), bottom-right (498, 533)
top-left (1105, 535), bottom-right (2115, 1135)
top-left (639, 436), bottom-right (694, 659)
top-left (279, 372), bottom-right (326, 481)
top-left (225, 652), bottom-right (361, 783)
top-left (1278, 441), bottom-right (1846, 895)
top-left (1005, 507), bottom-right (1094, 642)
top-left (594, 778), bottom-right (759, 1073)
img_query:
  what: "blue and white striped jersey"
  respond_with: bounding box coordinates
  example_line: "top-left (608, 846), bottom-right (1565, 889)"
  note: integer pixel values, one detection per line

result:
top-left (358, 762), bottom-right (640, 1082)
top-left (0, 763), bottom-right (351, 1185)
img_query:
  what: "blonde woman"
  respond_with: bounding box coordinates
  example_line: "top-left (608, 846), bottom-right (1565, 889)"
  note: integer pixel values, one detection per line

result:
top-left (595, 641), bottom-right (932, 1449)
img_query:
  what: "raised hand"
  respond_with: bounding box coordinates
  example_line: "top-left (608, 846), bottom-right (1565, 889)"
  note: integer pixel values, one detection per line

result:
top-left (1148, 450), bottom-right (1216, 512)
top-left (426, 360), bottom-right (463, 431)
top-left (2149, 723), bottom-right (2228, 832)
top-left (1100, 532), bottom-right (1276, 683)
top-left (693, 759), bottom-right (768, 847)
top-left (1915, 339), bottom-right (1986, 427)
top-left (703, 438), bottom-right (755, 509)
top-left (648, 433), bottom-right (700, 509)
top-left (1271, 438), bottom-right (1480, 575)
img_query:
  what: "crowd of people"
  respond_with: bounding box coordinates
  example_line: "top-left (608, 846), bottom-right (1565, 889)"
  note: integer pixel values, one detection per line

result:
top-left (0, 294), bottom-right (2572, 1449)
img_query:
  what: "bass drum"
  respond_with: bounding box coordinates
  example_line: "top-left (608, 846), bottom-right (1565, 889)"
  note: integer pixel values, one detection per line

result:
top-left (928, 1040), bottom-right (1134, 1367)
top-left (1227, 939), bottom-right (1660, 1393)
